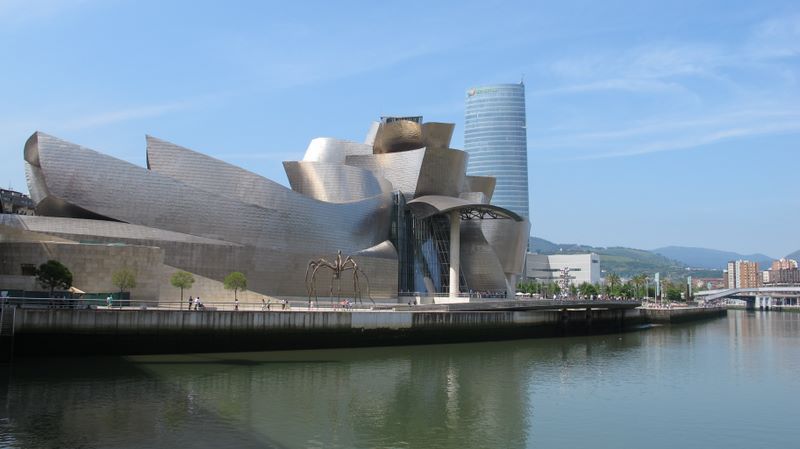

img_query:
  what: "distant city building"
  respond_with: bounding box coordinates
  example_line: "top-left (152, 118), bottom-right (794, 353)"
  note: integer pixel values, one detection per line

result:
top-left (525, 253), bottom-right (600, 286)
top-left (693, 277), bottom-right (726, 290)
top-left (464, 83), bottom-right (529, 219)
top-left (0, 188), bottom-right (34, 215)
top-left (765, 258), bottom-right (800, 285)
top-left (771, 258), bottom-right (798, 270)
top-left (726, 260), bottom-right (761, 288)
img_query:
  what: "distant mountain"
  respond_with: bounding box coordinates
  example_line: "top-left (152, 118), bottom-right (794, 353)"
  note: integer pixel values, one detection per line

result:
top-left (786, 249), bottom-right (800, 261)
top-left (651, 246), bottom-right (774, 270)
top-left (529, 237), bottom-right (722, 279)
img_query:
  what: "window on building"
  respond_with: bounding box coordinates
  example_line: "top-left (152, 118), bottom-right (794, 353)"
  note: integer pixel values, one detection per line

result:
top-left (21, 264), bottom-right (37, 276)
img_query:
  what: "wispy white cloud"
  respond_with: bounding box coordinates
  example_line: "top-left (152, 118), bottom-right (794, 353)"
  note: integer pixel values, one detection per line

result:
top-left (0, 0), bottom-right (93, 26)
top-left (59, 100), bottom-right (193, 131)
top-left (531, 78), bottom-right (690, 96)
top-left (747, 14), bottom-right (800, 58)
top-left (531, 13), bottom-right (800, 160)
top-left (570, 120), bottom-right (800, 160)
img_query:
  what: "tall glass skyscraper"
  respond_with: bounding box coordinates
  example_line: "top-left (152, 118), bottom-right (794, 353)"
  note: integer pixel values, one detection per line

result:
top-left (464, 83), bottom-right (529, 219)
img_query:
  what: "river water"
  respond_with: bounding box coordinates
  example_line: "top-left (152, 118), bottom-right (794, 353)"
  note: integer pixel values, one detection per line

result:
top-left (0, 310), bottom-right (798, 449)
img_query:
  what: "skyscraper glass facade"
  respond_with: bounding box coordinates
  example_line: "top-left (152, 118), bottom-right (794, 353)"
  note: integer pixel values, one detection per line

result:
top-left (464, 83), bottom-right (529, 219)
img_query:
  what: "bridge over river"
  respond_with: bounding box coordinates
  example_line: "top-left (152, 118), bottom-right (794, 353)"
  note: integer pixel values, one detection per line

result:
top-left (694, 286), bottom-right (800, 309)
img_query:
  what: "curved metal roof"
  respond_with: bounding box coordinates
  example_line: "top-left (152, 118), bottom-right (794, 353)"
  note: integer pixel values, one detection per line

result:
top-left (407, 195), bottom-right (524, 221)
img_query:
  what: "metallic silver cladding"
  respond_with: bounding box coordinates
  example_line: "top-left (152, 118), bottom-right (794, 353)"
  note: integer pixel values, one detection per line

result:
top-left (346, 147), bottom-right (468, 199)
top-left (459, 192), bottom-right (489, 204)
top-left (302, 137), bottom-right (373, 164)
top-left (142, 134), bottom-right (393, 252)
top-left (24, 162), bottom-right (48, 204)
top-left (415, 147), bottom-right (467, 198)
top-left (479, 218), bottom-right (531, 275)
top-left (1, 218), bottom-right (398, 300)
top-left (373, 120), bottom-right (424, 154)
top-left (459, 221), bottom-right (508, 291)
top-left (346, 148), bottom-right (426, 196)
top-left (464, 176), bottom-right (496, 201)
top-left (24, 132), bottom-right (397, 297)
top-left (364, 122), bottom-right (380, 146)
top-left (0, 215), bottom-right (239, 247)
top-left (283, 161), bottom-right (392, 202)
top-left (421, 122), bottom-right (455, 149)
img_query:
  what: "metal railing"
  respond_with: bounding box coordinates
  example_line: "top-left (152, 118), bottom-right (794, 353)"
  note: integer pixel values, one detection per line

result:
top-left (0, 296), bottom-right (381, 312)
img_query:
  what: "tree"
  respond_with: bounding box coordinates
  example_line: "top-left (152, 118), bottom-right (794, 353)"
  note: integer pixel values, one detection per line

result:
top-left (630, 274), bottom-right (647, 298)
top-left (224, 272), bottom-right (247, 301)
top-left (36, 260), bottom-right (73, 297)
top-left (605, 273), bottom-right (621, 296)
top-left (170, 271), bottom-right (195, 310)
top-left (619, 283), bottom-right (634, 299)
top-left (569, 283), bottom-right (578, 297)
top-left (112, 267), bottom-right (137, 301)
top-left (578, 282), bottom-right (599, 297)
top-left (666, 286), bottom-right (683, 302)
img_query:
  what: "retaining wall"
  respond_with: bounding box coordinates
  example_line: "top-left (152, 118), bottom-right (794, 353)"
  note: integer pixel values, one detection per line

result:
top-left (8, 307), bottom-right (644, 356)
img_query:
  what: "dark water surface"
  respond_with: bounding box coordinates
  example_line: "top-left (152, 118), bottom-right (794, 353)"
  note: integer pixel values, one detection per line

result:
top-left (1, 310), bottom-right (798, 448)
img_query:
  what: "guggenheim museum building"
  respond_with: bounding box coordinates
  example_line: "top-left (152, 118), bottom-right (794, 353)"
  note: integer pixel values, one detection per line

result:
top-left (0, 117), bottom-right (529, 303)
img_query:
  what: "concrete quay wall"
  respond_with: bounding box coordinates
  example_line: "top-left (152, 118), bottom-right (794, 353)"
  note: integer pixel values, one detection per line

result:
top-left (642, 306), bottom-right (727, 324)
top-left (9, 307), bottom-right (644, 356)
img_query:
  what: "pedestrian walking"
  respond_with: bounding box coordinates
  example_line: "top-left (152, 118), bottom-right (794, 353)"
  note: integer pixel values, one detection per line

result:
top-left (187, 296), bottom-right (193, 311)
top-left (194, 296), bottom-right (200, 311)
top-left (234, 298), bottom-right (239, 311)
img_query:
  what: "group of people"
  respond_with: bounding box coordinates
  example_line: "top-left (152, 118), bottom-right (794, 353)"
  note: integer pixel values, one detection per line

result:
top-left (187, 296), bottom-right (205, 311)
top-left (184, 296), bottom-right (292, 311)
top-left (261, 298), bottom-right (289, 311)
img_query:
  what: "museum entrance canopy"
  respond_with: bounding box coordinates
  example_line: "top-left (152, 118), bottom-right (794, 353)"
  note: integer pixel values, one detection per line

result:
top-left (406, 195), bottom-right (524, 221)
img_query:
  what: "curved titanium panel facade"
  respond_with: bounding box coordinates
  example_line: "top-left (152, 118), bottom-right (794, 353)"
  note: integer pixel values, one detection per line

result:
top-left (18, 109), bottom-right (530, 301)
top-left (302, 137), bottom-right (373, 164)
top-left (373, 120), bottom-right (424, 154)
top-left (345, 148), bottom-right (426, 195)
top-left (479, 218), bottom-right (531, 275)
top-left (415, 147), bottom-right (468, 198)
top-left (459, 221), bottom-right (508, 291)
top-left (464, 83), bottom-right (530, 219)
top-left (464, 176), bottom-right (496, 201)
top-left (283, 161), bottom-right (392, 202)
top-left (24, 132), bottom-right (398, 298)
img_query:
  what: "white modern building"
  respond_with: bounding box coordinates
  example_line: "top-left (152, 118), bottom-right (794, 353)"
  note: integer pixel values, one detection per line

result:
top-left (525, 253), bottom-right (600, 286)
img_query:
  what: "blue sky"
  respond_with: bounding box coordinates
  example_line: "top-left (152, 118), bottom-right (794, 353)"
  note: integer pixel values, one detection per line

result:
top-left (1, 0), bottom-right (798, 257)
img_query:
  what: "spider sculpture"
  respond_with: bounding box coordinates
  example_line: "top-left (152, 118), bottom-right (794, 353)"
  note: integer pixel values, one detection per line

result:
top-left (306, 250), bottom-right (373, 306)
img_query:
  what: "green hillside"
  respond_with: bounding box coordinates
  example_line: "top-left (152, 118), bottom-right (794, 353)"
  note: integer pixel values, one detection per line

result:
top-left (530, 237), bottom-right (722, 280)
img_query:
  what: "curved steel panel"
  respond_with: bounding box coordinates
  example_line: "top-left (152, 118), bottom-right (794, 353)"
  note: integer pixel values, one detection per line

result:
top-left (479, 218), bottom-right (531, 275)
top-left (32, 133), bottom-right (391, 255)
top-left (24, 162), bottom-right (48, 204)
top-left (354, 239), bottom-right (398, 259)
top-left (373, 120), bottom-right (424, 154)
top-left (345, 148), bottom-right (426, 195)
top-left (460, 221), bottom-right (508, 291)
top-left (364, 121), bottom-right (380, 146)
top-left (464, 175), bottom-right (496, 201)
top-left (421, 122), bottom-right (454, 149)
top-left (415, 147), bottom-right (467, 198)
top-left (302, 137), bottom-right (373, 164)
top-left (283, 161), bottom-right (392, 202)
